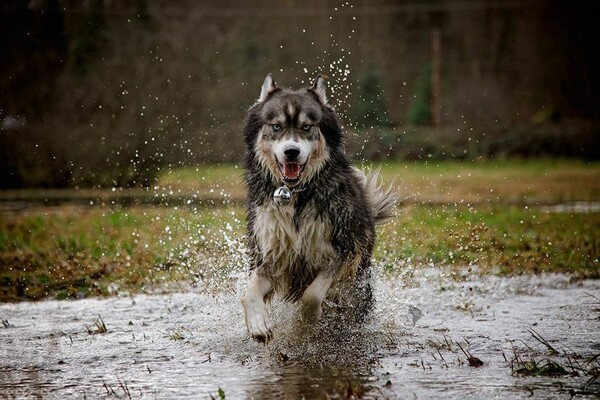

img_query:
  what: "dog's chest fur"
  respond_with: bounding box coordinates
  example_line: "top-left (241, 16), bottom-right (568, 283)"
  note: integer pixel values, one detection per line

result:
top-left (253, 200), bottom-right (334, 277)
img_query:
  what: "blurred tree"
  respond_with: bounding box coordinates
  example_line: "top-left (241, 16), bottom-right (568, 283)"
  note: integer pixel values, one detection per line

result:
top-left (407, 65), bottom-right (432, 126)
top-left (354, 67), bottom-right (391, 128)
top-left (71, 0), bottom-right (106, 75)
top-left (0, 0), bottom-right (598, 188)
top-left (0, 0), bottom-right (66, 117)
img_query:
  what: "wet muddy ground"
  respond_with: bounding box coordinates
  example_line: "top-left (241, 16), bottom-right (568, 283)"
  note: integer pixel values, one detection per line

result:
top-left (1, 269), bottom-right (599, 399)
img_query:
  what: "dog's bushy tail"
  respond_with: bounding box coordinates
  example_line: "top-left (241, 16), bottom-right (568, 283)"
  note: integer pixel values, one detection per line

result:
top-left (354, 167), bottom-right (399, 225)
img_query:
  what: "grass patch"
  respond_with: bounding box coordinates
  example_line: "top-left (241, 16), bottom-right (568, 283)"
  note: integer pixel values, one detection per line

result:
top-left (376, 203), bottom-right (599, 277)
top-left (156, 159), bottom-right (600, 204)
top-left (508, 329), bottom-right (600, 393)
top-left (86, 315), bottom-right (108, 335)
top-left (1, 159), bottom-right (598, 301)
top-left (375, 158), bottom-right (600, 203)
top-left (0, 206), bottom-right (246, 301)
top-left (165, 330), bottom-right (185, 341)
top-left (158, 164), bottom-right (246, 201)
top-left (513, 358), bottom-right (570, 377)
top-left (210, 387), bottom-right (226, 400)
top-left (0, 199), bottom-right (598, 301)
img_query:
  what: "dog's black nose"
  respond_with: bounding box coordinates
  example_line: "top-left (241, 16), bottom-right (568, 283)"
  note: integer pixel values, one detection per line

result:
top-left (284, 147), bottom-right (300, 161)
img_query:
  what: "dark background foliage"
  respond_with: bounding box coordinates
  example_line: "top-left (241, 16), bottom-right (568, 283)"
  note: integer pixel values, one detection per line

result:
top-left (1, 0), bottom-right (598, 188)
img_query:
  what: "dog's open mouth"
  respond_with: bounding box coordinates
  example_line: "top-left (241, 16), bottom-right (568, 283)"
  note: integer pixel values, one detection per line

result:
top-left (277, 161), bottom-right (306, 183)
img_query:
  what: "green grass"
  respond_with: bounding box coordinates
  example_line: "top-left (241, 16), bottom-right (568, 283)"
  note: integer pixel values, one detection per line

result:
top-left (1, 159), bottom-right (599, 301)
top-left (0, 206), bottom-right (246, 301)
top-left (357, 158), bottom-right (600, 203)
top-left (158, 164), bottom-right (246, 200)
top-left (509, 329), bottom-right (600, 390)
top-left (156, 159), bottom-right (600, 204)
top-left (0, 202), bottom-right (598, 301)
top-left (376, 204), bottom-right (599, 276)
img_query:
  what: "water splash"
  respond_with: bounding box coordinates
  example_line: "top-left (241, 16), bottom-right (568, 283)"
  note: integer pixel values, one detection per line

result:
top-left (0, 269), bottom-right (598, 398)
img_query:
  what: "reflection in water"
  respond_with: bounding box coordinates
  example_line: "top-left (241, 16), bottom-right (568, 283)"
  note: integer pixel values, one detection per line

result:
top-left (252, 364), bottom-right (372, 399)
top-left (250, 311), bottom-right (381, 399)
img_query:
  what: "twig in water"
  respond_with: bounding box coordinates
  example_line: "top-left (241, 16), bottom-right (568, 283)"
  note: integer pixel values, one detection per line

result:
top-left (457, 340), bottom-right (484, 367)
top-left (443, 333), bottom-right (452, 350)
top-left (117, 376), bottom-right (132, 399)
top-left (103, 381), bottom-right (116, 396)
top-left (436, 348), bottom-right (449, 368)
top-left (584, 292), bottom-right (600, 303)
top-left (584, 370), bottom-right (599, 390)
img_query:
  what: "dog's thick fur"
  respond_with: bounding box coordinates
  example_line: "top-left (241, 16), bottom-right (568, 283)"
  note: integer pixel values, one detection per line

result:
top-left (241, 74), bottom-right (397, 343)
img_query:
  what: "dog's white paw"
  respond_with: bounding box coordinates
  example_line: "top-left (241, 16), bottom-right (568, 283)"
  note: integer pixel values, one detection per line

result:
top-left (245, 305), bottom-right (273, 344)
top-left (300, 295), bottom-right (323, 324)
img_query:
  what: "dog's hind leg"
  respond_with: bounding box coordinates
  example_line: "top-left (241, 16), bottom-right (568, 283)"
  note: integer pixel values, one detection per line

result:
top-left (300, 260), bottom-right (341, 324)
top-left (241, 270), bottom-right (273, 343)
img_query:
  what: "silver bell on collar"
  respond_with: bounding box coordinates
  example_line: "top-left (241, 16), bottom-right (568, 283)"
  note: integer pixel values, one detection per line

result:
top-left (273, 185), bottom-right (292, 206)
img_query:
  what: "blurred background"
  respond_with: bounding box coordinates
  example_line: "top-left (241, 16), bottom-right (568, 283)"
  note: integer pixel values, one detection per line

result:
top-left (1, 0), bottom-right (598, 188)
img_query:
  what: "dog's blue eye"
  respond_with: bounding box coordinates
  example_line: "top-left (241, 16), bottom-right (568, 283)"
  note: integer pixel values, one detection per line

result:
top-left (272, 124), bottom-right (281, 132)
top-left (302, 124), bottom-right (311, 131)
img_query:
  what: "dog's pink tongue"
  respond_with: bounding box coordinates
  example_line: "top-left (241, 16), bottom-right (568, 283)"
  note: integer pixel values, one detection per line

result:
top-left (283, 163), bottom-right (301, 180)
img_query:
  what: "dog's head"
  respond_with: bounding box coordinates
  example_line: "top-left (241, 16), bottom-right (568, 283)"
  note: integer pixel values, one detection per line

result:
top-left (244, 74), bottom-right (343, 187)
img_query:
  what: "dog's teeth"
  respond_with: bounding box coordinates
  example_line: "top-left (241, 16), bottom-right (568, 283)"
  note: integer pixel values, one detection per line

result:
top-left (283, 163), bottom-right (301, 179)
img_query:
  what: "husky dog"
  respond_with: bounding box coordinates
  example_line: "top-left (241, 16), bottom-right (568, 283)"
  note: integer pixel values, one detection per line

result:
top-left (241, 74), bottom-right (397, 343)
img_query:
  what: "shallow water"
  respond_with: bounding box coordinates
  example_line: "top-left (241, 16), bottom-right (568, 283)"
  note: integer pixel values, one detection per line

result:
top-left (1, 269), bottom-right (599, 399)
top-left (539, 201), bottom-right (600, 214)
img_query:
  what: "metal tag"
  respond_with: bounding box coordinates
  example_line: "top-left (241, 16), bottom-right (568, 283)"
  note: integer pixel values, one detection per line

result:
top-left (273, 186), bottom-right (292, 206)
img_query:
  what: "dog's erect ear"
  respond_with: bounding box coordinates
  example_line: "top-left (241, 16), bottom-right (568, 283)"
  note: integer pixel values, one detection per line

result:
top-left (258, 74), bottom-right (277, 103)
top-left (310, 75), bottom-right (328, 105)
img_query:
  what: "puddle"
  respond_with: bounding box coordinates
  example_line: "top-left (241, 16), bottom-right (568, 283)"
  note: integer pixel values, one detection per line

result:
top-left (0, 270), bottom-right (599, 399)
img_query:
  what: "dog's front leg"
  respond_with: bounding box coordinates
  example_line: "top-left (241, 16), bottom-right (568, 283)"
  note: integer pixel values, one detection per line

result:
top-left (301, 259), bottom-right (342, 324)
top-left (241, 269), bottom-right (273, 343)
